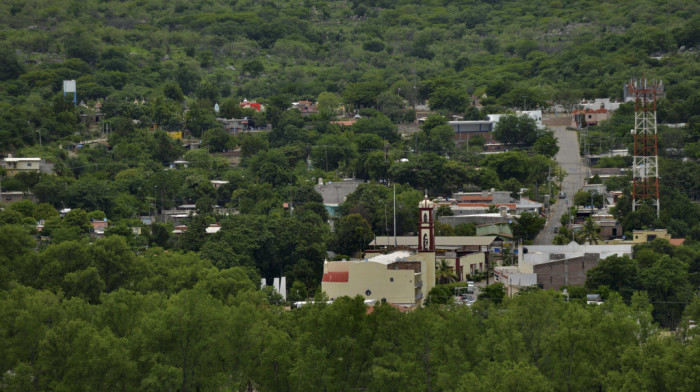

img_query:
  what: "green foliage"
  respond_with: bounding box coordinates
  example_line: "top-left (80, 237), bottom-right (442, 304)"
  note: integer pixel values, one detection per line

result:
top-left (512, 212), bottom-right (545, 243)
top-left (477, 283), bottom-right (506, 304)
top-left (333, 213), bottom-right (373, 257)
top-left (493, 114), bottom-right (541, 148)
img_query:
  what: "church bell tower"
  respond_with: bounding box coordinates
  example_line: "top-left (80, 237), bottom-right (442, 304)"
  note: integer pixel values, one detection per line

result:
top-left (418, 195), bottom-right (435, 252)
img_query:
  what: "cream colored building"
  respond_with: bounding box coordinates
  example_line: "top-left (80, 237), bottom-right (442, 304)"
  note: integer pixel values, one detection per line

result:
top-left (2, 157), bottom-right (42, 176)
top-left (322, 251), bottom-right (435, 306)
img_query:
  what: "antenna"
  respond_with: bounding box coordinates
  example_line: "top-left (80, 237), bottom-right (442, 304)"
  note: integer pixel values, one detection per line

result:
top-left (626, 77), bottom-right (661, 217)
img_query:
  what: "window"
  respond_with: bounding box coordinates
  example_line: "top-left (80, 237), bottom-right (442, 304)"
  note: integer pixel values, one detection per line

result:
top-left (27, 163), bottom-right (31, 167)
top-left (390, 277), bottom-right (394, 282)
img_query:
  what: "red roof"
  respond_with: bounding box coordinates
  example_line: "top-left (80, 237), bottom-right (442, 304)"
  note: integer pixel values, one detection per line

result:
top-left (669, 238), bottom-right (685, 246)
top-left (322, 271), bottom-right (349, 283)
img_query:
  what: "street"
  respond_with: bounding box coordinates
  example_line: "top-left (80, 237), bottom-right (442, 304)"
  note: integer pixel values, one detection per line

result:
top-left (535, 126), bottom-right (588, 245)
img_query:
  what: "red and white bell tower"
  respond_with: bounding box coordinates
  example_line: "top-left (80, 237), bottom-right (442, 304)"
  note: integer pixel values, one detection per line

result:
top-left (418, 195), bottom-right (435, 252)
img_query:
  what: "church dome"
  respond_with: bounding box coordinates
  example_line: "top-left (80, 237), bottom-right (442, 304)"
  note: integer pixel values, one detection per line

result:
top-left (418, 195), bottom-right (434, 209)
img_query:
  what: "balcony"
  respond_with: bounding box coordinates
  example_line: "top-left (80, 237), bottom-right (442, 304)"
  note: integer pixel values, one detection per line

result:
top-left (415, 292), bottom-right (424, 301)
top-left (415, 280), bottom-right (423, 289)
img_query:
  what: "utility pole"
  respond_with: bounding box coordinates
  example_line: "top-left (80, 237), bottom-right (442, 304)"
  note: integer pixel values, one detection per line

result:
top-left (154, 185), bottom-right (158, 223)
top-left (393, 184), bottom-right (397, 247)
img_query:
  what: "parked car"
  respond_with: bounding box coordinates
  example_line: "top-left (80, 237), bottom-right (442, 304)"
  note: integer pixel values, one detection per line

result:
top-left (559, 192), bottom-right (566, 199)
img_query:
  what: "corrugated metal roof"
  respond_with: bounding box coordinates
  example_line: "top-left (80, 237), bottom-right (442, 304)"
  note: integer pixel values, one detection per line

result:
top-left (369, 236), bottom-right (498, 247)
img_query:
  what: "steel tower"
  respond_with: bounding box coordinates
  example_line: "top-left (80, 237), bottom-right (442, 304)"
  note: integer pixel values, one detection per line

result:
top-left (626, 78), bottom-right (662, 217)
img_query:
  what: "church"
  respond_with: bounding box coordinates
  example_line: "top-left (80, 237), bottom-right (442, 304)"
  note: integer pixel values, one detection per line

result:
top-left (321, 196), bottom-right (438, 307)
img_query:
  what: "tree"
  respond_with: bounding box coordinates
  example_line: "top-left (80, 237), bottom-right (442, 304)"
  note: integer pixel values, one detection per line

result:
top-left (579, 217), bottom-right (602, 244)
top-left (477, 283), bottom-right (506, 304)
top-left (334, 213), bottom-right (373, 257)
top-left (585, 255), bottom-right (639, 300)
top-left (455, 223), bottom-right (476, 236)
top-left (512, 212), bottom-right (545, 243)
top-left (352, 115), bottom-right (398, 142)
top-left (436, 260), bottom-right (457, 284)
top-left (429, 86), bottom-right (468, 113)
top-left (179, 215), bottom-right (209, 252)
top-left (533, 131), bottom-right (559, 158)
top-left (639, 255), bottom-right (692, 328)
top-left (63, 208), bottom-right (92, 233)
top-left (202, 128), bottom-right (233, 152)
top-left (316, 91), bottom-right (340, 113)
top-left (436, 205), bottom-right (453, 218)
top-left (343, 81), bottom-right (386, 108)
top-left (458, 361), bottom-right (554, 392)
top-left (493, 114), bottom-right (540, 148)
top-left (553, 88), bottom-right (580, 113)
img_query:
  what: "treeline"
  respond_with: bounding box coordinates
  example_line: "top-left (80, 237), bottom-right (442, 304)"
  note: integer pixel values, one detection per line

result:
top-left (2, 282), bottom-right (700, 391)
top-left (1, 0), bottom-right (700, 149)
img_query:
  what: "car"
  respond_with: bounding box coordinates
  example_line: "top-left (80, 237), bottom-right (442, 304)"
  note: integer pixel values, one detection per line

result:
top-left (552, 226), bottom-right (559, 233)
top-left (559, 192), bottom-right (566, 199)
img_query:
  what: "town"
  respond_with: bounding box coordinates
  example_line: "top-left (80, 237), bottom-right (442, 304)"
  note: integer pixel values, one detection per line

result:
top-left (1, 0), bottom-right (700, 390)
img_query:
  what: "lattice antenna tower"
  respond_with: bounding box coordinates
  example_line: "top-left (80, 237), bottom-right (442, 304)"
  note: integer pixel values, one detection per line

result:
top-left (626, 77), bottom-right (662, 217)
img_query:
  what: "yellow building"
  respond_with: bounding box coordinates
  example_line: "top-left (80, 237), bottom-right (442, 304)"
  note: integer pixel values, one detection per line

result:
top-left (632, 229), bottom-right (671, 243)
top-left (322, 251), bottom-right (434, 306)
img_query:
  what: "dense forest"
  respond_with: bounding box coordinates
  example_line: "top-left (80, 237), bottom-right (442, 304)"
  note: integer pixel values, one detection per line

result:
top-left (2, 0), bottom-right (700, 390)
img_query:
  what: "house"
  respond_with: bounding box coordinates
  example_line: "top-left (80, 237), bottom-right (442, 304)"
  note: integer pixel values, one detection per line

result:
top-left (1, 155), bottom-right (53, 176)
top-left (590, 167), bottom-right (627, 180)
top-left (293, 100), bottom-right (317, 114)
top-left (572, 108), bottom-right (610, 128)
top-left (494, 242), bottom-right (633, 296)
top-left (591, 212), bottom-right (622, 240)
top-left (210, 180), bottom-right (229, 189)
top-left (217, 118), bottom-right (249, 135)
top-left (240, 99), bottom-right (263, 112)
top-left (322, 196), bottom-right (438, 306)
top-left (579, 98), bottom-right (622, 112)
top-left (475, 223), bottom-right (514, 244)
top-left (0, 191), bottom-right (37, 205)
top-left (436, 189), bottom-right (542, 227)
top-left (330, 119), bottom-right (357, 128)
top-left (314, 178), bottom-right (364, 219)
top-left (632, 229), bottom-right (671, 243)
top-left (90, 220), bottom-right (109, 238)
top-left (586, 149), bottom-right (628, 166)
top-left (449, 120), bottom-right (496, 146)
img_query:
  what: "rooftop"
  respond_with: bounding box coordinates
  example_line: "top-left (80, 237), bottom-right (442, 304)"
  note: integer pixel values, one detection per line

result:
top-left (370, 236), bottom-right (499, 248)
top-left (3, 157), bottom-right (41, 162)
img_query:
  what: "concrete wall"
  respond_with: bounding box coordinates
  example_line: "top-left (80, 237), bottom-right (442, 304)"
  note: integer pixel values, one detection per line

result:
top-left (533, 254), bottom-right (600, 289)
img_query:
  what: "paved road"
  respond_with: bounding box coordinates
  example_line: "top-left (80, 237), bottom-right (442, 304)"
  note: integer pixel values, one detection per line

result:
top-left (535, 127), bottom-right (588, 245)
